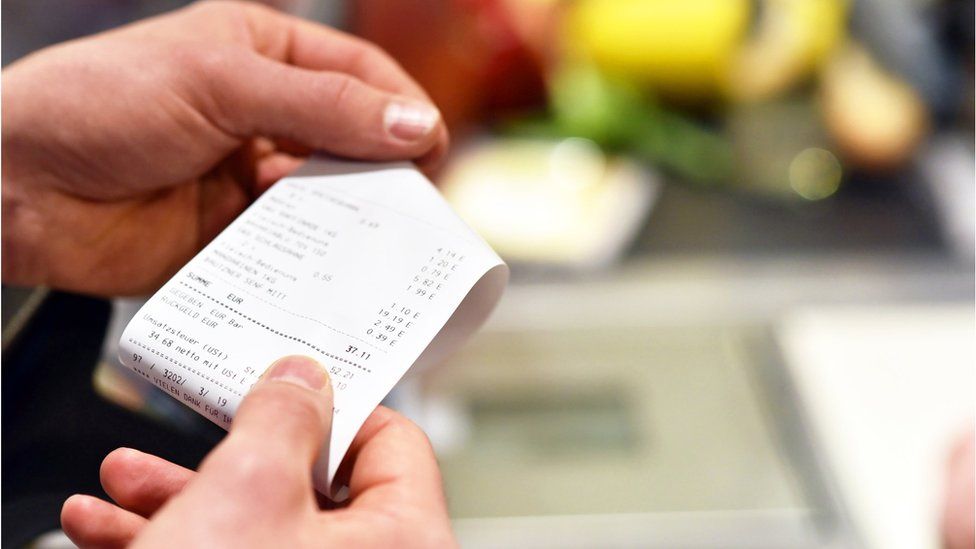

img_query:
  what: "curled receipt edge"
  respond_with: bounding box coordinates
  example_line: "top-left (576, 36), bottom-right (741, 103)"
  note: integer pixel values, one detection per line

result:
top-left (119, 157), bottom-right (508, 497)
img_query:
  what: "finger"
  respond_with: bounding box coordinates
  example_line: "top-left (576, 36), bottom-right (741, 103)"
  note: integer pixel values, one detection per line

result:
top-left (414, 124), bottom-right (451, 176)
top-left (255, 152), bottom-right (305, 192)
top-left (199, 167), bottom-right (252, 244)
top-left (197, 355), bottom-right (332, 497)
top-left (235, 137), bottom-right (307, 193)
top-left (341, 406), bottom-right (448, 516)
top-left (239, 3), bottom-right (430, 101)
top-left (61, 494), bottom-right (147, 549)
top-left (99, 447), bottom-right (195, 518)
top-left (205, 52), bottom-right (444, 162)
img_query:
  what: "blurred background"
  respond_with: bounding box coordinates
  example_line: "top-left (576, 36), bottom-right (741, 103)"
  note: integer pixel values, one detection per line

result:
top-left (2, 1), bottom-right (973, 548)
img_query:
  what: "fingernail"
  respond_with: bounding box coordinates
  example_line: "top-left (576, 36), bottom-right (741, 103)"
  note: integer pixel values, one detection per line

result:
top-left (384, 100), bottom-right (440, 142)
top-left (264, 355), bottom-right (328, 391)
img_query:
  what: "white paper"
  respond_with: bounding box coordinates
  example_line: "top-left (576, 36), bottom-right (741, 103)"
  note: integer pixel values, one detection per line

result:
top-left (119, 158), bottom-right (508, 495)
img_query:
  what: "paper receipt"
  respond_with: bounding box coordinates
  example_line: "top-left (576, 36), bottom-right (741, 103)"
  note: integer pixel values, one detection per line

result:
top-left (119, 158), bottom-right (508, 495)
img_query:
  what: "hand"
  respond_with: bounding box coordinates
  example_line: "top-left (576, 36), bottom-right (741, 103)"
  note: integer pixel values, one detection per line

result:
top-left (2, 0), bottom-right (448, 296)
top-left (60, 355), bottom-right (457, 548)
top-left (942, 428), bottom-right (974, 549)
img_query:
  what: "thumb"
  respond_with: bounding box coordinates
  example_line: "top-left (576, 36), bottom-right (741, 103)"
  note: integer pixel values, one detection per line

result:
top-left (204, 52), bottom-right (444, 161)
top-left (198, 356), bottom-right (333, 495)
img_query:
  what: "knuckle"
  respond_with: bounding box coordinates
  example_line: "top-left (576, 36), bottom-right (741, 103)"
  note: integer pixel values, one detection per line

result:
top-left (206, 447), bottom-right (304, 503)
top-left (360, 41), bottom-right (389, 61)
top-left (171, 45), bottom-right (253, 126)
top-left (180, 45), bottom-right (238, 81)
top-left (348, 39), bottom-right (389, 68)
top-left (224, 451), bottom-right (281, 485)
top-left (320, 73), bottom-right (360, 109)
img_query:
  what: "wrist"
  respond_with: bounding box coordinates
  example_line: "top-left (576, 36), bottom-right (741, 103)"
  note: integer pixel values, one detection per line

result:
top-left (2, 64), bottom-right (53, 288)
top-left (2, 164), bottom-right (48, 288)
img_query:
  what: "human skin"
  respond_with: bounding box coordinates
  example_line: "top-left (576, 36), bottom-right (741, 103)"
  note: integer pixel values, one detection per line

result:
top-left (60, 356), bottom-right (458, 548)
top-left (942, 428), bottom-right (975, 549)
top-left (3, 2), bottom-right (454, 546)
top-left (2, 0), bottom-right (448, 296)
